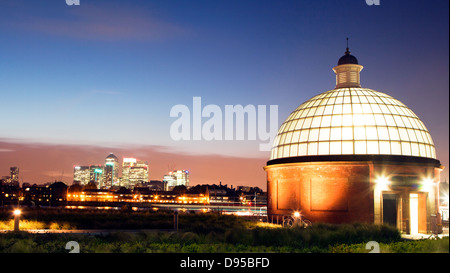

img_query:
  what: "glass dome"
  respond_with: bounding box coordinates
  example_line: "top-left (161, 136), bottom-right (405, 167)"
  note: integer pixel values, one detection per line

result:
top-left (270, 87), bottom-right (436, 160)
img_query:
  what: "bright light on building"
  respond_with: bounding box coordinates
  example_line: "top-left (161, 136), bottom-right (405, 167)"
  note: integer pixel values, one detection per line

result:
top-left (421, 178), bottom-right (434, 192)
top-left (375, 176), bottom-right (390, 189)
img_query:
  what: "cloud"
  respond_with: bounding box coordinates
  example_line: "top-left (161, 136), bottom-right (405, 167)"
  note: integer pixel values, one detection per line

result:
top-left (7, 2), bottom-right (190, 42)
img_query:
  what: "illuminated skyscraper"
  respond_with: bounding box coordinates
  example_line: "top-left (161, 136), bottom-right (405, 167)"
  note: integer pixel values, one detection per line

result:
top-left (73, 166), bottom-right (90, 185)
top-left (122, 158), bottom-right (149, 188)
top-left (9, 167), bottom-right (19, 186)
top-left (164, 170), bottom-right (190, 189)
top-left (89, 165), bottom-right (104, 188)
top-left (163, 174), bottom-right (177, 189)
top-left (104, 153), bottom-right (119, 188)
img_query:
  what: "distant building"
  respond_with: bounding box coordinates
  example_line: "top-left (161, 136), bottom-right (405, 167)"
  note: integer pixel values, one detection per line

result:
top-left (122, 158), bottom-right (149, 188)
top-left (164, 170), bottom-right (190, 190)
top-left (10, 167), bottom-right (19, 186)
top-left (104, 153), bottom-right (119, 188)
top-left (89, 165), bottom-right (104, 187)
top-left (73, 166), bottom-right (90, 185)
top-left (74, 165), bottom-right (104, 188)
top-left (163, 174), bottom-right (177, 189)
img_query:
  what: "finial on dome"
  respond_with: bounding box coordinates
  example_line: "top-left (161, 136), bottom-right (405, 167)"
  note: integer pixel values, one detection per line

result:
top-left (345, 37), bottom-right (350, 54)
top-left (333, 39), bottom-right (363, 88)
top-left (338, 38), bottom-right (358, 65)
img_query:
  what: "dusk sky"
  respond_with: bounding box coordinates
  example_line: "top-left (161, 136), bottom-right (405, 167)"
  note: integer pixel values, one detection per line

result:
top-left (0, 0), bottom-right (448, 188)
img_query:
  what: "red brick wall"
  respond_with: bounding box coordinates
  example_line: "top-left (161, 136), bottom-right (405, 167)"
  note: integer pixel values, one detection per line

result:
top-left (266, 162), bottom-right (373, 224)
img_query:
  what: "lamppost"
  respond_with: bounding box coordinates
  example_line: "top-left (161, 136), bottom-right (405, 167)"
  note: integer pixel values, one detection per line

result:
top-left (13, 209), bottom-right (21, 232)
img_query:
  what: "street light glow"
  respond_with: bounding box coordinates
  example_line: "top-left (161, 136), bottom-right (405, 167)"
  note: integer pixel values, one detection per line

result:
top-left (13, 209), bottom-right (21, 216)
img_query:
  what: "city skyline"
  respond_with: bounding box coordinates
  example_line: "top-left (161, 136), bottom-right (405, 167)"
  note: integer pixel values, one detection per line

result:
top-left (0, 0), bottom-right (448, 188)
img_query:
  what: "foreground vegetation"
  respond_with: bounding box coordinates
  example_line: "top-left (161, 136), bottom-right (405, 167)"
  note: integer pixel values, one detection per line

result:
top-left (0, 208), bottom-right (448, 253)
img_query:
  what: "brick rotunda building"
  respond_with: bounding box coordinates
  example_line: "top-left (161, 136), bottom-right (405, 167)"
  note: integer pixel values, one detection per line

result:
top-left (265, 46), bottom-right (444, 234)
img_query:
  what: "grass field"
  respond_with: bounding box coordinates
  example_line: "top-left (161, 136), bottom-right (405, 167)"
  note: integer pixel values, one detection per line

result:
top-left (0, 208), bottom-right (448, 253)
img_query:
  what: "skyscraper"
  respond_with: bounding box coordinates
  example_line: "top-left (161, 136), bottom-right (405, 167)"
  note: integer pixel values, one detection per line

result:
top-left (122, 158), bottom-right (149, 188)
top-left (164, 170), bottom-right (190, 189)
top-left (73, 166), bottom-right (90, 185)
top-left (89, 165), bottom-right (104, 188)
top-left (9, 167), bottom-right (19, 186)
top-left (104, 153), bottom-right (119, 188)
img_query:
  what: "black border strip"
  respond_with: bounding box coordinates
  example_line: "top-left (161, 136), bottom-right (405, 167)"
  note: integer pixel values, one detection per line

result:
top-left (267, 154), bottom-right (441, 167)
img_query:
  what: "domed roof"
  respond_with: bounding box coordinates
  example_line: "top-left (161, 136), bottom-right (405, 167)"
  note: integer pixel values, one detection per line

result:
top-left (338, 53), bottom-right (358, 65)
top-left (270, 87), bottom-right (436, 161)
top-left (338, 48), bottom-right (358, 65)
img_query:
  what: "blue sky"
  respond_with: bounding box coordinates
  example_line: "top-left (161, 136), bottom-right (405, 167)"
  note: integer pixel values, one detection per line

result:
top-left (0, 0), bottom-right (448, 182)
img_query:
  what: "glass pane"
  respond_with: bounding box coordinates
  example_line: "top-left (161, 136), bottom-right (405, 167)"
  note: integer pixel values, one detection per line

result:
top-left (379, 141), bottom-right (391, 154)
top-left (343, 104), bottom-right (352, 114)
top-left (330, 127), bottom-right (342, 140)
top-left (303, 117), bottom-right (312, 128)
top-left (391, 141), bottom-right (402, 155)
top-left (353, 114), bottom-right (365, 126)
top-left (377, 127), bottom-right (389, 140)
top-left (342, 127), bottom-right (353, 140)
top-left (321, 115), bottom-right (332, 127)
top-left (367, 141), bottom-right (379, 154)
top-left (353, 103), bottom-right (363, 114)
top-left (355, 140), bottom-right (366, 154)
top-left (374, 114), bottom-right (387, 126)
top-left (285, 132), bottom-right (293, 143)
top-left (330, 141), bottom-right (341, 154)
top-left (354, 126), bottom-right (366, 140)
top-left (388, 127), bottom-right (400, 140)
top-left (411, 143), bottom-right (419, 156)
top-left (324, 105), bottom-right (334, 115)
top-left (294, 118), bottom-right (305, 130)
top-left (311, 116), bottom-right (322, 128)
top-left (319, 128), bottom-right (331, 141)
top-left (371, 104), bottom-right (382, 114)
top-left (366, 127), bottom-right (378, 140)
top-left (333, 104), bottom-right (343, 114)
top-left (399, 128), bottom-right (409, 141)
top-left (342, 141), bottom-right (353, 154)
top-left (283, 145), bottom-right (290, 157)
top-left (299, 143), bottom-right (307, 156)
top-left (292, 131), bottom-right (301, 142)
top-left (299, 129), bottom-right (310, 142)
top-left (331, 115), bottom-right (343, 127)
top-left (290, 144), bottom-right (299, 157)
top-left (407, 129), bottom-right (417, 142)
top-left (384, 115), bottom-right (396, 126)
top-left (308, 142), bottom-right (318, 155)
top-left (308, 128), bottom-right (319, 142)
top-left (315, 106), bottom-right (325, 115)
top-left (361, 104), bottom-right (372, 113)
top-left (318, 142), bottom-right (329, 155)
top-left (364, 114), bottom-right (376, 126)
top-left (419, 144), bottom-right (426, 157)
top-left (401, 142), bottom-right (411, 156)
